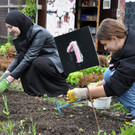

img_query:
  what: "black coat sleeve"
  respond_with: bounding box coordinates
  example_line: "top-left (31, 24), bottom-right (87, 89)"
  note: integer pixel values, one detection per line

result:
top-left (7, 53), bottom-right (19, 72)
top-left (104, 56), bottom-right (135, 97)
top-left (10, 31), bottom-right (46, 79)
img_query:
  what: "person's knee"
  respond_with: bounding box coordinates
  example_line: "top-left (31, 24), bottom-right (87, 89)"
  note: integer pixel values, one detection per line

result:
top-left (32, 58), bottom-right (40, 69)
top-left (32, 57), bottom-right (50, 71)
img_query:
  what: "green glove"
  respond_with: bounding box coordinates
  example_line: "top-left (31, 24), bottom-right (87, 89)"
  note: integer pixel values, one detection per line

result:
top-left (0, 73), bottom-right (9, 82)
top-left (0, 79), bottom-right (10, 93)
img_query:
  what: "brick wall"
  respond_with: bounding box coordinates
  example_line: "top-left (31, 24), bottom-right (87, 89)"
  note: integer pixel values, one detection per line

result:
top-left (0, 0), bottom-right (26, 42)
top-left (10, 0), bottom-right (25, 5)
top-left (0, 8), bottom-right (8, 39)
top-left (124, 2), bottom-right (135, 30)
top-left (0, 1), bottom-right (8, 5)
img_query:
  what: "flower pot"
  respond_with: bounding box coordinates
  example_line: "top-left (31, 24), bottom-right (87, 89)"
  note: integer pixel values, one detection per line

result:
top-left (88, 97), bottom-right (112, 109)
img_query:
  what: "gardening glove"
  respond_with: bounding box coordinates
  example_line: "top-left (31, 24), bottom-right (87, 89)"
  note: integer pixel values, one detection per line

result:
top-left (0, 79), bottom-right (10, 93)
top-left (0, 73), bottom-right (9, 82)
top-left (67, 88), bottom-right (87, 103)
top-left (67, 83), bottom-right (100, 103)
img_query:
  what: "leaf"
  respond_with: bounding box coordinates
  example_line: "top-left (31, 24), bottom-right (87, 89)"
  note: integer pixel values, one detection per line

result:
top-left (2, 108), bottom-right (9, 116)
top-left (69, 114), bottom-right (75, 117)
top-left (79, 128), bottom-right (84, 131)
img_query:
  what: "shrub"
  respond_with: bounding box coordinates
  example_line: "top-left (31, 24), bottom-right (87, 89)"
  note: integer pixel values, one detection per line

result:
top-left (98, 55), bottom-right (109, 67)
top-left (0, 45), bottom-right (16, 70)
top-left (78, 71), bottom-right (103, 87)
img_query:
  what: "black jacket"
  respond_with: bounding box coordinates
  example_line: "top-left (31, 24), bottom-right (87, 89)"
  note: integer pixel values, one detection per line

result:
top-left (7, 23), bottom-right (63, 79)
top-left (104, 30), bottom-right (135, 97)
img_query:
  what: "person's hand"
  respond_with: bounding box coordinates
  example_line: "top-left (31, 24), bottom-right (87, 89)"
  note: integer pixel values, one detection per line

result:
top-left (0, 73), bottom-right (9, 82)
top-left (67, 83), bottom-right (101, 103)
top-left (67, 88), bottom-right (79, 103)
top-left (92, 83), bottom-right (100, 88)
top-left (67, 88), bottom-right (87, 103)
top-left (0, 79), bottom-right (10, 93)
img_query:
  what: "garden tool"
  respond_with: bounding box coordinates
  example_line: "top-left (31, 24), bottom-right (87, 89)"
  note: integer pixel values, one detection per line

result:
top-left (56, 99), bottom-right (81, 114)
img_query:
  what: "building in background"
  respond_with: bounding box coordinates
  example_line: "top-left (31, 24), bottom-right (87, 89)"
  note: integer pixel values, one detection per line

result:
top-left (0, 0), bottom-right (25, 40)
top-left (0, 0), bottom-right (129, 53)
top-left (124, 1), bottom-right (135, 30)
top-left (0, 0), bottom-right (43, 42)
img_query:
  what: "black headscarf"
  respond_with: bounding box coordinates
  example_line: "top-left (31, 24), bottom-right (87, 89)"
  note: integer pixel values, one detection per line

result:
top-left (5, 10), bottom-right (32, 39)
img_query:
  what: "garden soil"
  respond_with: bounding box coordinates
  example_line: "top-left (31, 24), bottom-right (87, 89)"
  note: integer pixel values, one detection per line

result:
top-left (0, 89), bottom-right (131, 135)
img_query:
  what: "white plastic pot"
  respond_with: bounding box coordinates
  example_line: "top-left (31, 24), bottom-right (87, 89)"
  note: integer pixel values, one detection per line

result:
top-left (88, 97), bottom-right (112, 109)
top-left (88, 83), bottom-right (112, 109)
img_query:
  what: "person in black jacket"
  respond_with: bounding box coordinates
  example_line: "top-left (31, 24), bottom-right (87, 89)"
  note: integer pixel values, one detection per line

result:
top-left (67, 18), bottom-right (135, 118)
top-left (0, 10), bottom-right (69, 97)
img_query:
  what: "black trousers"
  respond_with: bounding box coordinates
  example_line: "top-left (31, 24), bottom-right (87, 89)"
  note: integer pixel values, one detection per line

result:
top-left (18, 52), bottom-right (69, 97)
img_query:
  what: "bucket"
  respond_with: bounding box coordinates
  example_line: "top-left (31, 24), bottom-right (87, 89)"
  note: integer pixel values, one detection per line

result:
top-left (87, 83), bottom-right (112, 109)
top-left (88, 97), bottom-right (112, 109)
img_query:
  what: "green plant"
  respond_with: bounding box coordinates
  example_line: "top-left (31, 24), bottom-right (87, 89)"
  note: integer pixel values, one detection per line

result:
top-left (0, 120), bottom-right (14, 135)
top-left (110, 102), bottom-right (129, 114)
top-left (98, 55), bottom-right (109, 67)
top-left (10, 82), bottom-right (23, 92)
top-left (78, 71), bottom-right (103, 87)
top-left (17, 0), bottom-right (21, 10)
top-left (0, 95), bottom-right (14, 135)
top-left (66, 71), bottom-right (83, 85)
top-left (30, 117), bottom-right (36, 135)
top-left (98, 123), bottom-right (135, 135)
top-left (66, 66), bottom-right (107, 85)
top-left (0, 95), bottom-right (37, 134)
top-left (0, 43), bottom-right (10, 56)
top-left (2, 95), bottom-right (10, 119)
top-left (7, 33), bottom-right (11, 43)
top-left (98, 130), bottom-right (107, 135)
top-left (0, 57), bottom-right (14, 70)
top-left (5, 45), bottom-right (16, 58)
top-left (98, 130), bottom-right (116, 135)
top-left (83, 66), bottom-right (107, 74)
top-left (0, 45), bottom-right (16, 70)
top-left (43, 94), bottom-right (87, 107)
top-left (18, 120), bottom-right (25, 134)
top-left (43, 94), bottom-right (67, 106)
top-left (119, 123), bottom-right (135, 135)
top-left (19, 0), bottom-right (37, 22)
top-left (17, 118), bottom-right (36, 135)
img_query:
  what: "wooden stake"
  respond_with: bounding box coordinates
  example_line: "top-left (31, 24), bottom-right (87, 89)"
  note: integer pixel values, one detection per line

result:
top-left (82, 70), bottom-right (100, 131)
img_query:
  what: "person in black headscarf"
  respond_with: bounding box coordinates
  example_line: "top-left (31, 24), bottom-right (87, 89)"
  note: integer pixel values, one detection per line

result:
top-left (0, 10), bottom-right (69, 97)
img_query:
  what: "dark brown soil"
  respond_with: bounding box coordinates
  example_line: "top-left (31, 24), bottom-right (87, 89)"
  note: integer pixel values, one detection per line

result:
top-left (0, 89), bottom-right (130, 135)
